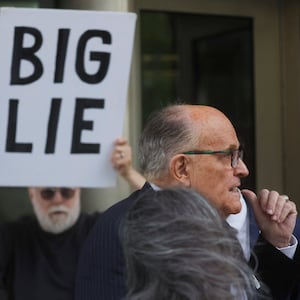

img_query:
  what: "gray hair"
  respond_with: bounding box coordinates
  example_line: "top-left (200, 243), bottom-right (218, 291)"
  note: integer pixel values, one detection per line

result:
top-left (122, 188), bottom-right (264, 300)
top-left (138, 104), bottom-right (197, 181)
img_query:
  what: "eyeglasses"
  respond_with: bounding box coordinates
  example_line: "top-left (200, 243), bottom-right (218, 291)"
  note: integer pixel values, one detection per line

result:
top-left (182, 146), bottom-right (244, 168)
top-left (39, 188), bottom-right (76, 201)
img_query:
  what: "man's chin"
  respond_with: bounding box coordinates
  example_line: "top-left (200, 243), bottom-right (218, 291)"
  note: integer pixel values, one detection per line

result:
top-left (230, 205), bottom-right (242, 215)
top-left (45, 214), bottom-right (71, 233)
top-left (226, 196), bottom-right (242, 215)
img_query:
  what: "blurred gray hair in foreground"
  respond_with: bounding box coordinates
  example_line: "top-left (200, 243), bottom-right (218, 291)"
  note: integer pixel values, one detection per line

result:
top-left (121, 187), bottom-right (267, 300)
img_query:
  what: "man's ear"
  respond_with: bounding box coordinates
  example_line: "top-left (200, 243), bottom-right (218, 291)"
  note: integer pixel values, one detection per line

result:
top-left (169, 154), bottom-right (191, 187)
top-left (28, 187), bottom-right (34, 203)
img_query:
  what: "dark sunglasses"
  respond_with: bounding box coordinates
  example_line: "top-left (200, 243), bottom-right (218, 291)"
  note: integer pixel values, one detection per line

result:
top-left (40, 188), bottom-right (76, 201)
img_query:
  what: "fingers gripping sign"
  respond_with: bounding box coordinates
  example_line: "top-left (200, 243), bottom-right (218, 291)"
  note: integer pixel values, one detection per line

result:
top-left (111, 138), bottom-right (132, 175)
top-left (242, 189), bottom-right (297, 248)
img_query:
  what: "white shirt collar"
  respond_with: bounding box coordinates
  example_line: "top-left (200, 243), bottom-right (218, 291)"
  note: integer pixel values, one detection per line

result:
top-left (226, 194), bottom-right (250, 259)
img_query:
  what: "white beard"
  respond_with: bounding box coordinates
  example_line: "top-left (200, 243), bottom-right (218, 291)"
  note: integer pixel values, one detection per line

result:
top-left (33, 201), bottom-right (81, 234)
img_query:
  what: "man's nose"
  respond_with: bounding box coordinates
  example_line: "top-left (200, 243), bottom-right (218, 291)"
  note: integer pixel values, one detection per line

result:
top-left (51, 191), bottom-right (65, 204)
top-left (234, 158), bottom-right (249, 178)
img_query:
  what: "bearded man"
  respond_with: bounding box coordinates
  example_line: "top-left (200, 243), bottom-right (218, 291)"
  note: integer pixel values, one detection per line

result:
top-left (0, 187), bottom-right (99, 300)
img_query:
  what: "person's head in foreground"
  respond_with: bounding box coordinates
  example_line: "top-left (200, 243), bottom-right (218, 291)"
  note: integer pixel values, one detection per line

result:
top-left (138, 104), bottom-right (249, 218)
top-left (122, 188), bottom-right (260, 300)
top-left (28, 187), bottom-right (81, 234)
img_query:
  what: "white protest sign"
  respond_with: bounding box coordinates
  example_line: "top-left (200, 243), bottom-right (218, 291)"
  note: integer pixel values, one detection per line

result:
top-left (0, 7), bottom-right (136, 187)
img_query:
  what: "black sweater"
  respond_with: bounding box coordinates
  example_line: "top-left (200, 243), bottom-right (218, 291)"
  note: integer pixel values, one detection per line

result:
top-left (0, 212), bottom-right (99, 300)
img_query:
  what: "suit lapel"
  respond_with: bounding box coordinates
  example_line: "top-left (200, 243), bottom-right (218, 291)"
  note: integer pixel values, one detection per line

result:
top-left (247, 203), bottom-right (260, 250)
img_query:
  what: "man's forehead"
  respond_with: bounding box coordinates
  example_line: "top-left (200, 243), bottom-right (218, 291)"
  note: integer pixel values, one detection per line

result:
top-left (192, 119), bottom-right (239, 148)
top-left (186, 105), bottom-right (227, 119)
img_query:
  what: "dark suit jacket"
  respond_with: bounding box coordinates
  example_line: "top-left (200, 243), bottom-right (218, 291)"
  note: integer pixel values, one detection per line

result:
top-left (75, 183), bottom-right (300, 300)
top-left (75, 183), bottom-right (153, 300)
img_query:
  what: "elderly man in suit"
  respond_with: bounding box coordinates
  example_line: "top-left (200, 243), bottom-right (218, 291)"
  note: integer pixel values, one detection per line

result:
top-left (75, 104), bottom-right (300, 300)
